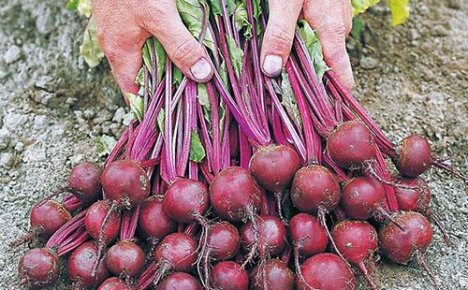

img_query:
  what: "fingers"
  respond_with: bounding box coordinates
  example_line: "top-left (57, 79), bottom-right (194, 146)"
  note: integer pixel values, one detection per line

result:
top-left (260, 0), bottom-right (304, 77)
top-left (140, 0), bottom-right (213, 83)
top-left (303, 0), bottom-right (354, 90)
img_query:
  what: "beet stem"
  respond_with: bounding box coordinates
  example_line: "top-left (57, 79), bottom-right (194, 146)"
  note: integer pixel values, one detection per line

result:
top-left (375, 207), bottom-right (406, 232)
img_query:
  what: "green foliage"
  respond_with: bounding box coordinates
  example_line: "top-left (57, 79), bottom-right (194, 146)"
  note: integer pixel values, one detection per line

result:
top-left (226, 37), bottom-right (244, 78)
top-left (389, 0), bottom-right (410, 26)
top-left (96, 135), bottom-right (117, 157)
top-left (297, 20), bottom-right (329, 81)
top-left (352, 0), bottom-right (381, 16)
top-left (127, 93), bottom-right (144, 122)
top-left (189, 131), bottom-right (206, 162)
top-left (80, 17), bottom-right (104, 68)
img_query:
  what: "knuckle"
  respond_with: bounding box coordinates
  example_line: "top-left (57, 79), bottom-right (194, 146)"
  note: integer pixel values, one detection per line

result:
top-left (171, 39), bottom-right (199, 64)
top-left (268, 28), bottom-right (293, 53)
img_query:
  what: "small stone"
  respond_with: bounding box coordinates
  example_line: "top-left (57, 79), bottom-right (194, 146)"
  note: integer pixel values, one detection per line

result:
top-left (33, 115), bottom-right (48, 130)
top-left (4, 112), bottom-right (28, 130)
top-left (0, 128), bottom-right (11, 150)
top-left (93, 110), bottom-right (113, 125)
top-left (34, 75), bottom-right (56, 92)
top-left (431, 25), bottom-right (449, 37)
top-left (407, 29), bottom-right (419, 42)
top-left (0, 152), bottom-right (16, 169)
top-left (83, 109), bottom-right (96, 120)
top-left (14, 142), bottom-right (24, 153)
top-left (112, 107), bottom-right (126, 124)
top-left (448, 0), bottom-right (461, 9)
top-left (23, 145), bottom-right (47, 162)
top-left (3, 45), bottom-right (21, 64)
top-left (360, 56), bottom-right (378, 70)
top-left (0, 70), bottom-right (7, 79)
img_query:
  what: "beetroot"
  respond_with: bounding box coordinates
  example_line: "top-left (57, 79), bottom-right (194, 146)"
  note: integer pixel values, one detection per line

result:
top-left (332, 220), bottom-right (379, 290)
top-left (98, 277), bottom-right (129, 290)
top-left (157, 272), bottom-right (202, 290)
top-left (297, 253), bottom-right (356, 290)
top-left (211, 261), bottom-right (249, 290)
top-left (249, 144), bottom-right (302, 193)
top-left (138, 196), bottom-right (177, 242)
top-left (240, 215), bottom-right (286, 257)
top-left (207, 221), bottom-right (240, 261)
top-left (341, 177), bottom-right (404, 230)
top-left (379, 211), bottom-right (440, 288)
top-left (291, 164), bottom-right (341, 214)
top-left (393, 135), bottom-right (432, 177)
top-left (101, 160), bottom-right (150, 208)
top-left (394, 177), bottom-right (431, 212)
top-left (11, 200), bottom-right (72, 247)
top-left (84, 200), bottom-right (121, 244)
top-left (163, 178), bottom-right (209, 223)
top-left (326, 121), bottom-right (375, 169)
top-left (251, 259), bottom-right (294, 290)
top-left (68, 241), bottom-right (111, 288)
top-left (290, 213), bottom-right (328, 257)
top-left (106, 240), bottom-right (145, 278)
top-left (152, 233), bottom-right (198, 285)
top-left (68, 161), bottom-right (103, 205)
top-left (18, 248), bottom-right (60, 289)
top-left (209, 166), bottom-right (262, 222)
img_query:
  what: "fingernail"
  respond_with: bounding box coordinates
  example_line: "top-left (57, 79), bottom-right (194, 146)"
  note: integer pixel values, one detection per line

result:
top-left (262, 54), bottom-right (283, 76)
top-left (190, 58), bottom-right (213, 82)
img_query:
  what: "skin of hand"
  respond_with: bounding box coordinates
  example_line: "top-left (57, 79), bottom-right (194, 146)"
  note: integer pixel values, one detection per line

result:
top-left (92, 0), bottom-right (354, 97)
top-left (261, 0), bottom-right (354, 90)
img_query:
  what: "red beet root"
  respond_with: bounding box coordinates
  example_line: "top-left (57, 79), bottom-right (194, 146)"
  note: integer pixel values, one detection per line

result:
top-left (138, 196), bottom-right (177, 242)
top-left (101, 160), bottom-right (150, 208)
top-left (207, 221), bottom-right (240, 261)
top-left (98, 277), bottom-right (130, 290)
top-left (210, 166), bottom-right (262, 222)
top-left (157, 272), bottom-right (202, 290)
top-left (251, 259), bottom-right (294, 290)
top-left (393, 135), bottom-right (432, 177)
top-left (297, 253), bottom-right (356, 290)
top-left (68, 241), bottom-right (111, 288)
top-left (106, 240), bottom-right (145, 278)
top-left (341, 177), bottom-right (404, 230)
top-left (332, 220), bottom-right (379, 290)
top-left (11, 200), bottom-right (72, 247)
top-left (68, 162), bottom-right (103, 205)
top-left (291, 164), bottom-right (341, 214)
top-left (18, 248), bottom-right (60, 289)
top-left (394, 177), bottom-right (431, 212)
top-left (249, 145), bottom-right (302, 193)
top-left (211, 261), bottom-right (249, 290)
top-left (290, 213), bottom-right (328, 257)
top-left (240, 215), bottom-right (286, 257)
top-left (152, 233), bottom-right (198, 286)
top-left (326, 121), bottom-right (375, 169)
top-left (84, 200), bottom-right (121, 244)
top-left (163, 178), bottom-right (209, 223)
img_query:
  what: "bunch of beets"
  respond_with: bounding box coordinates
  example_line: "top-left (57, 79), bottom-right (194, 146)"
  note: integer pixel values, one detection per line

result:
top-left (13, 1), bottom-right (464, 289)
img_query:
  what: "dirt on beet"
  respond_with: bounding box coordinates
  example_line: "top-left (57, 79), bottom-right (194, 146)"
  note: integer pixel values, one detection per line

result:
top-left (0, 0), bottom-right (466, 289)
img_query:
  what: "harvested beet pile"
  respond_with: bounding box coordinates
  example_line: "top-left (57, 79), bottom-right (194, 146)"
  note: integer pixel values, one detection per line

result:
top-left (12, 1), bottom-right (464, 289)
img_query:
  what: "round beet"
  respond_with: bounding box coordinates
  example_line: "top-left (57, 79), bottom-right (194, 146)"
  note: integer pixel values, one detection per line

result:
top-left (68, 241), bottom-right (111, 288)
top-left (68, 162), bottom-right (103, 205)
top-left (154, 233), bottom-right (198, 272)
top-left (163, 178), bottom-right (208, 223)
top-left (98, 277), bottom-right (129, 290)
top-left (18, 248), bottom-right (60, 289)
top-left (84, 200), bottom-right (121, 243)
top-left (251, 259), bottom-right (294, 290)
top-left (297, 253), bottom-right (356, 290)
top-left (138, 196), bottom-right (177, 241)
top-left (240, 215), bottom-right (286, 257)
top-left (379, 211), bottom-right (433, 264)
top-left (211, 261), bottom-right (249, 290)
top-left (327, 121), bottom-right (375, 169)
top-left (106, 240), bottom-right (145, 277)
top-left (207, 221), bottom-right (240, 261)
top-left (249, 145), bottom-right (302, 193)
top-left (290, 213), bottom-right (328, 257)
top-left (157, 272), bottom-right (202, 290)
top-left (332, 220), bottom-right (379, 290)
top-left (30, 200), bottom-right (72, 238)
top-left (394, 177), bottom-right (431, 212)
top-left (101, 160), bottom-right (150, 208)
top-left (393, 135), bottom-right (432, 177)
top-left (210, 166), bottom-right (262, 222)
top-left (291, 165), bottom-right (341, 213)
top-left (341, 177), bottom-right (386, 220)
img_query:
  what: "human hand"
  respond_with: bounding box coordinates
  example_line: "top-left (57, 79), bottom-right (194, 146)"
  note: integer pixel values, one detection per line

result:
top-left (260, 0), bottom-right (354, 90)
top-left (92, 0), bottom-right (214, 96)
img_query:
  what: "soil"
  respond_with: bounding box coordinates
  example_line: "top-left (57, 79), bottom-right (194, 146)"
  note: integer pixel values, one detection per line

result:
top-left (0, 0), bottom-right (466, 289)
